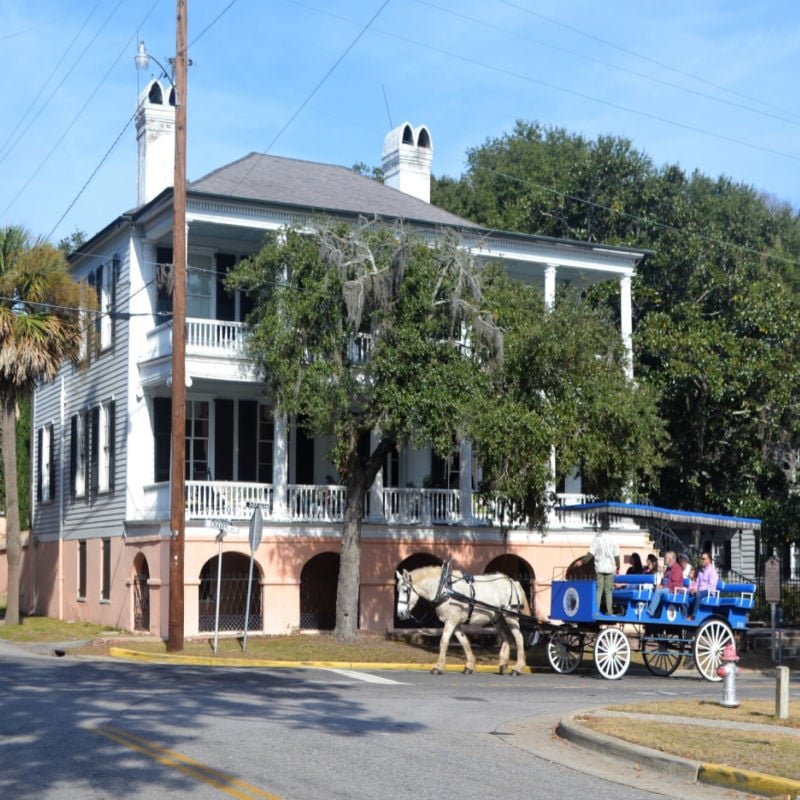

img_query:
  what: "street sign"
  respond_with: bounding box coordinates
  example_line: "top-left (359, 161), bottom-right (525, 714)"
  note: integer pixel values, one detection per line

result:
top-left (204, 518), bottom-right (237, 536)
top-left (765, 556), bottom-right (781, 604)
top-left (248, 507), bottom-right (263, 553)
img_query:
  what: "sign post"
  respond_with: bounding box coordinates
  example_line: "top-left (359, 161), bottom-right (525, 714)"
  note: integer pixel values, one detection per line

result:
top-left (205, 518), bottom-right (236, 653)
top-left (764, 556), bottom-right (781, 662)
top-left (242, 508), bottom-right (263, 652)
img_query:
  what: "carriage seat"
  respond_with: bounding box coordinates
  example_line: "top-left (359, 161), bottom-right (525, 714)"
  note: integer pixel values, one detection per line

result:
top-left (704, 581), bottom-right (756, 610)
top-left (611, 573), bottom-right (656, 603)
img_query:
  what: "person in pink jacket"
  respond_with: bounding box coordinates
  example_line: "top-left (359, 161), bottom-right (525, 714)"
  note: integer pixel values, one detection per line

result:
top-left (687, 552), bottom-right (719, 619)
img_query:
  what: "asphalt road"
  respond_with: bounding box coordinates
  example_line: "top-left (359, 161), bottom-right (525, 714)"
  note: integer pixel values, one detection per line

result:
top-left (0, 641), bottom-right (784, 799)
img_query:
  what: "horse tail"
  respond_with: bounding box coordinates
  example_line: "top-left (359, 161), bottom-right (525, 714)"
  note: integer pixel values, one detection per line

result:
top-left (512, 579), bottom-right (531, 617)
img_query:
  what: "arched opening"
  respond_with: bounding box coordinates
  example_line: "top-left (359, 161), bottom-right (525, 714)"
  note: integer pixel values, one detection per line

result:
top-left (485, 555), bottom-right (535, 615)
top-left (401, 124), bottom-right (414, 145)
top-left (416, 127), bottom-right (431, 149)
top-left (394, 553), bottom-right (443, 629)
top-left (148, 81), bottom-right (163, 104)
top-left (132, 553), bottom-right (150, 632)
top-left (300, 552), bottom-right (340, 630)
top-left (198, 553), bottom-right (262, 633)
top-left (168, 86), bottom-right (176, 106)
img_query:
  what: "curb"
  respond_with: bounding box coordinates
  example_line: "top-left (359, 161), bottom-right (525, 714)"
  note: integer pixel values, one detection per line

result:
top-left (107, 647), bottom-right (526, 673)
top-left (559, 711), bottom-right (800, 799)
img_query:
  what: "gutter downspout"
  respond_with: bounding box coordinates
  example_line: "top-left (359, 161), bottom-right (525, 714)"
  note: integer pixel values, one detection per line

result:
top-left (58, 377), bottom-right (65, 619)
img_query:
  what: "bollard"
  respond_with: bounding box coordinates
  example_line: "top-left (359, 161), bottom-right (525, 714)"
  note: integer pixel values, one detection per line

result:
top-left (776, 665), bottom-right (789, 720)
top-left (717, 642), bottom-right (740, 708)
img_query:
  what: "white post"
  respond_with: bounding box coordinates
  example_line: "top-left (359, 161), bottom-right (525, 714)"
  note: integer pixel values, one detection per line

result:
top-left (272, 409), bottom-right (288, 518)
top-left (544, 264), bottom-right (557, 311)
top-left (459, 439), bottom-right (473, 523)
top-left (776, 666), bottom-right (790, 719)
top-left (213, 533), bottom-right (223, 653)
top-left (620, 274), bottom-right (633, 380)
top-left (367, 429), bottom-right (386, 522)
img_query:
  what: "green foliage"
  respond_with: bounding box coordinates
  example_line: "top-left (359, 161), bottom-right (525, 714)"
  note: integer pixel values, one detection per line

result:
top-left (433, 120), bottom-right (800, 545)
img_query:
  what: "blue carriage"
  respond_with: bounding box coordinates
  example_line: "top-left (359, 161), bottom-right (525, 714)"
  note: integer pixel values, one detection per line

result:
top-left (546, 573), bottom-right (756, 680)
top-left (545, 502), bottom-right (759, 681)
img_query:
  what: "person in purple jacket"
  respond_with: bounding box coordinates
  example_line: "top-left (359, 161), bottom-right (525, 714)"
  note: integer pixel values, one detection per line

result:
top-left (687, 552), bottom-right (719, 620)
top-left (645, 550), bottom-right (683, 617)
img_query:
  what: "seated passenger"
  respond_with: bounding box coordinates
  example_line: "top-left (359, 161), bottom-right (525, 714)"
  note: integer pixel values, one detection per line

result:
top-left (645, 550), bottom-right (683, 616)
top-left (687, 552), bottom-right (719, 619)
top-left (626, 552), bottom-right (644, 575)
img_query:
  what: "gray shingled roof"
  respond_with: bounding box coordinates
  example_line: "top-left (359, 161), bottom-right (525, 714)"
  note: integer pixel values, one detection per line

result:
top-left (189, 152), bottom-right (479, 228)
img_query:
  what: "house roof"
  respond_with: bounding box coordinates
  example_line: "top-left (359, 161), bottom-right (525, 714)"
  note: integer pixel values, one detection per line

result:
top-left (188, 152), bottom-right (480, 229)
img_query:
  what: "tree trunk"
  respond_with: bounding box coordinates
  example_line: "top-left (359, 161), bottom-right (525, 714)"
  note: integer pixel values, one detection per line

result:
top-left (1, 388), bottom-right (22, 625)
top-left (334, 469), bottom-right (366, 642)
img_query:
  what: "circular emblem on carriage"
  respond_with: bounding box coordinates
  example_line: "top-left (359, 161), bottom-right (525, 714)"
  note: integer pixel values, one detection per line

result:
top-left (563, 587), bottom-right (580, 618)
top-left (666, 605), bottom-right (677, 622)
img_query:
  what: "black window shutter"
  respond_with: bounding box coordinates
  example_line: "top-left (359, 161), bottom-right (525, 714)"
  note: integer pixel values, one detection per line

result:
top-left (70, 415), bottom-right (77, 498)
top-left (156, 246), bottom-right (173, 318)
top-left (107, 402), bottom-right (115, 490)
top-left (88, 409), bottom-right (96, 498)
top-left (111, 255), bottom-right (119, 342)
top-left (48, 426), bottom-right (55, 497)
top-left (36, 428), bottom-right (43, 501)
top-left (94, 266), bottom-right (103, 346)
top-left (153, 397), bottom-right (171, 482)
top-left (216, 253), bottom-right (237, 321)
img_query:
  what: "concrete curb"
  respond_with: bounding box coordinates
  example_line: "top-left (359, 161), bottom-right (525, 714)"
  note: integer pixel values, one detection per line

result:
top-left (556, 713), bottom-right (701, 781)
top-left (107, 647), bottom-right (527, 673)
top-left (559, 710), bottom-right (800, 799)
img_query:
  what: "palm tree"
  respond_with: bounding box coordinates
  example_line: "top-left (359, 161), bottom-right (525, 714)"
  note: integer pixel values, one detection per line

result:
top-left (0, 226), bottom-right (85, 624)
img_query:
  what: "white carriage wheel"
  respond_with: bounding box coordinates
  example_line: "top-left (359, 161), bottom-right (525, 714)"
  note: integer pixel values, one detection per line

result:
top-left (546, 630), bottom-right (584, 674)
top-left (693, 618), bottom-right (734, 682)
top-left (594, 627), bottom-right (631, 680)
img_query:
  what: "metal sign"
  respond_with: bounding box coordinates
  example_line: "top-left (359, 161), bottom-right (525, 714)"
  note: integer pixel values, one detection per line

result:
top-left (248, 507), bottom-right (263, 553)
top-left (765, 556), bottom-right (781, 604)
top-left (204, 518), bottom-right (237, 536)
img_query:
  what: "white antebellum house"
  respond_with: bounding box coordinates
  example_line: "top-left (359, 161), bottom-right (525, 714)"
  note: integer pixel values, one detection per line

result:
top-left (26, 79), bottom-right (654, 637)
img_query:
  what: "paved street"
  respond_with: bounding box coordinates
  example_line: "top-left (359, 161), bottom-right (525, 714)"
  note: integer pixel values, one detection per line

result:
top-left (0, 642), bottom-right (790, 799)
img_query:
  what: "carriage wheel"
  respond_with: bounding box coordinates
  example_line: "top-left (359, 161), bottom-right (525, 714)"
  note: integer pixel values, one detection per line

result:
top-left (693, 618), bottom-right (734, 682)
top-left (546, 630), bottom-right (584, 674)
top-left (642, 632), bottom-right (684, 677)
top-left (594, 627), bottom-right (631, 680)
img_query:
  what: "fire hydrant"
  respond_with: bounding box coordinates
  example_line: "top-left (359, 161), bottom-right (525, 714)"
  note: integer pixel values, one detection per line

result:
top-left (717, 643), bottom-right (740, 708)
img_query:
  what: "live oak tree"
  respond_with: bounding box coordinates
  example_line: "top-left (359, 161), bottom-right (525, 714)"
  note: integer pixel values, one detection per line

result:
top-left (230, 219), bottom-right (663, 639)
top-left (433, 121), bottom-right (800, 546)
top-left (0, 227), bottom-right (84, 624)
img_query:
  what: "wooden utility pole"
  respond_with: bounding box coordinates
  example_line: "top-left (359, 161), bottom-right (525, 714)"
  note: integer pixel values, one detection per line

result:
top-left (167, 0), bottom-right (188, 652)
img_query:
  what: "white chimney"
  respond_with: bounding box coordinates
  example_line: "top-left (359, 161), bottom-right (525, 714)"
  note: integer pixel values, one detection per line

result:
top-left (136, 79), bottom-right (175, 206)
top-left (381, 122), bottom-right (433, 203)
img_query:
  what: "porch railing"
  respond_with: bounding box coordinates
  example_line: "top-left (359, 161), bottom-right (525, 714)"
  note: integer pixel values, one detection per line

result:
top-left (185, 481), bottom-right (273, 520)
top-left (382, 487), bottom-right (461, 524)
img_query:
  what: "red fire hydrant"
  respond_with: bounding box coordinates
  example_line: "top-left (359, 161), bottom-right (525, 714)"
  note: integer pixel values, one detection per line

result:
top-left (717, 643), bottom-right (740, 708)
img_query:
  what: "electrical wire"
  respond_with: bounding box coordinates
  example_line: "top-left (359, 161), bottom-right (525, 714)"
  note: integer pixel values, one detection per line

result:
top-left (229, 0), bottom-right (391, 197)
top-left (0, 1), bottom-right (104, 163)
top-left (189, 0), bottom-right (241, 48)
top-left (1, 0), bottom-right (160, 221)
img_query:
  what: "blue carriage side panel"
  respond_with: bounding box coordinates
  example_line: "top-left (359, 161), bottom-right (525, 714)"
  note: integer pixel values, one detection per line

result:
top-left (550, 580), bottom-right (597, 623)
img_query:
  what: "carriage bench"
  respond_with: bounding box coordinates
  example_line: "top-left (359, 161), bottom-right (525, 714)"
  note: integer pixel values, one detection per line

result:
top-left (698, 581), bottom-right (756, 610)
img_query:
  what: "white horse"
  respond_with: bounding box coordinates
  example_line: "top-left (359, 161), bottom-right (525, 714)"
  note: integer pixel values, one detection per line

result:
top-left (395, 563), bottom-right (531, 675)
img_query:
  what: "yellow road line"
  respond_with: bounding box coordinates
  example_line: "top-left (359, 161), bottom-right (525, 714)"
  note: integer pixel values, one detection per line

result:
top-left (94, 724), bottom-right (282, 800)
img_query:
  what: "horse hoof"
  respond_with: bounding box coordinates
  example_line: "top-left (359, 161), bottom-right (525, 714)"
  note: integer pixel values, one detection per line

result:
top-left (463, 667), bottom-right (474, 675)
top-left (511, 669), bottom-right (521, 677)
top-left (498, 665), bottom-right (507, 675)
top-left (430, 668), bottom-right (442, 676)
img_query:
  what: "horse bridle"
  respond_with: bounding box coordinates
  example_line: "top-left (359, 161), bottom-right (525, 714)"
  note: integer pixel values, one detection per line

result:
top-left (396, 572), bottom-right (417, 621)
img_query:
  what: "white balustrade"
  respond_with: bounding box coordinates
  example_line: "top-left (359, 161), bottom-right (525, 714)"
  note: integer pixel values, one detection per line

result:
top-left (185, 481), bottom-right (273, 520)
top-left (288, 485), bottom-right (345, 521)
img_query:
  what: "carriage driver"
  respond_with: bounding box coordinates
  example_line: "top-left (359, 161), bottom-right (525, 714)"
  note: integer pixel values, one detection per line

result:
top-left (575, 523), bottom-right (621, 616)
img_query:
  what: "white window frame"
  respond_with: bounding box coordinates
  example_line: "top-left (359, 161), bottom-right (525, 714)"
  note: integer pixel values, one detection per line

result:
top-left (97, 403), bottom-right (111, 493)
top-left (75, 412), bottom-right (87, 498)
top-left (41, 425), bottom-right (53, 503)
top-left (99, 265), bottom-right (113, 350)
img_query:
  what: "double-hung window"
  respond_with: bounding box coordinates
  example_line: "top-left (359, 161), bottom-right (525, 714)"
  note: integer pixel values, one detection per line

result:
top-left (71, 412), bottom-right (88, 498)
top-left (37, 424), bottom-right (55, 503)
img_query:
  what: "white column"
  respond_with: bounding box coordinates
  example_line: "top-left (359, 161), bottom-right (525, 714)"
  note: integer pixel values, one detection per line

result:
top-left (459, 439), bottom-right (474, 523)
top-left (620, 274), bottom-right (633, 379)
top-left (367, 429), bottom-right (386, 522)
top-left (544, 264), bottom-right (557, 310)
top-left (272, 410), bottom-right (288, 518)
top-left (544, 265), bottom-right (558, 514)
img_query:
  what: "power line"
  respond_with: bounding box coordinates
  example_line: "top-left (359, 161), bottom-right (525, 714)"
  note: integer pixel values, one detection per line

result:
top-left (229, 0), bottom-right (391, 198)
top-left (0, 1), bottom-right (104, 163)
top-left (189, 0), bottom-right (241, 47)
top-left (0, 0), bottom-right (161, 223)
top-left (497, 0), bottom-right (800, 122)
top-left (414, 0), bottom-right (800, 129)
top-left (284, 2), bottom-right (800, 167)
top-left (0, 0), bottom-right (124, 168)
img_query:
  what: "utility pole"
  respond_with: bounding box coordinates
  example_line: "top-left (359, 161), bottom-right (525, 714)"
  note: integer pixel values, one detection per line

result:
top-left (167, 0), bottom-right (188, 652)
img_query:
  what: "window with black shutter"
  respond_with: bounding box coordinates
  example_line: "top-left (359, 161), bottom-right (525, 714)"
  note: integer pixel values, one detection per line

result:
top-left (153, 397), bottom-right (171, 482)
top-left (156, 246), bottom-right (173, 318)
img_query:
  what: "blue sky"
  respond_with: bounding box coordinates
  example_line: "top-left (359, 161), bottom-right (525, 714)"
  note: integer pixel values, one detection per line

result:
top-left (2, 0), bottom-right (799, 244)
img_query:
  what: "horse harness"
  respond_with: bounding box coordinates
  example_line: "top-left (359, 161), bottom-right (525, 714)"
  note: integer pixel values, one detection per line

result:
top-left (432, 560), bottom-right (523, 625)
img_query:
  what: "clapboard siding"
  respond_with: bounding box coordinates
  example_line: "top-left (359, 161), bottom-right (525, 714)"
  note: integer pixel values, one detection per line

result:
top-left (32, 233), bottom-right (131, 542)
